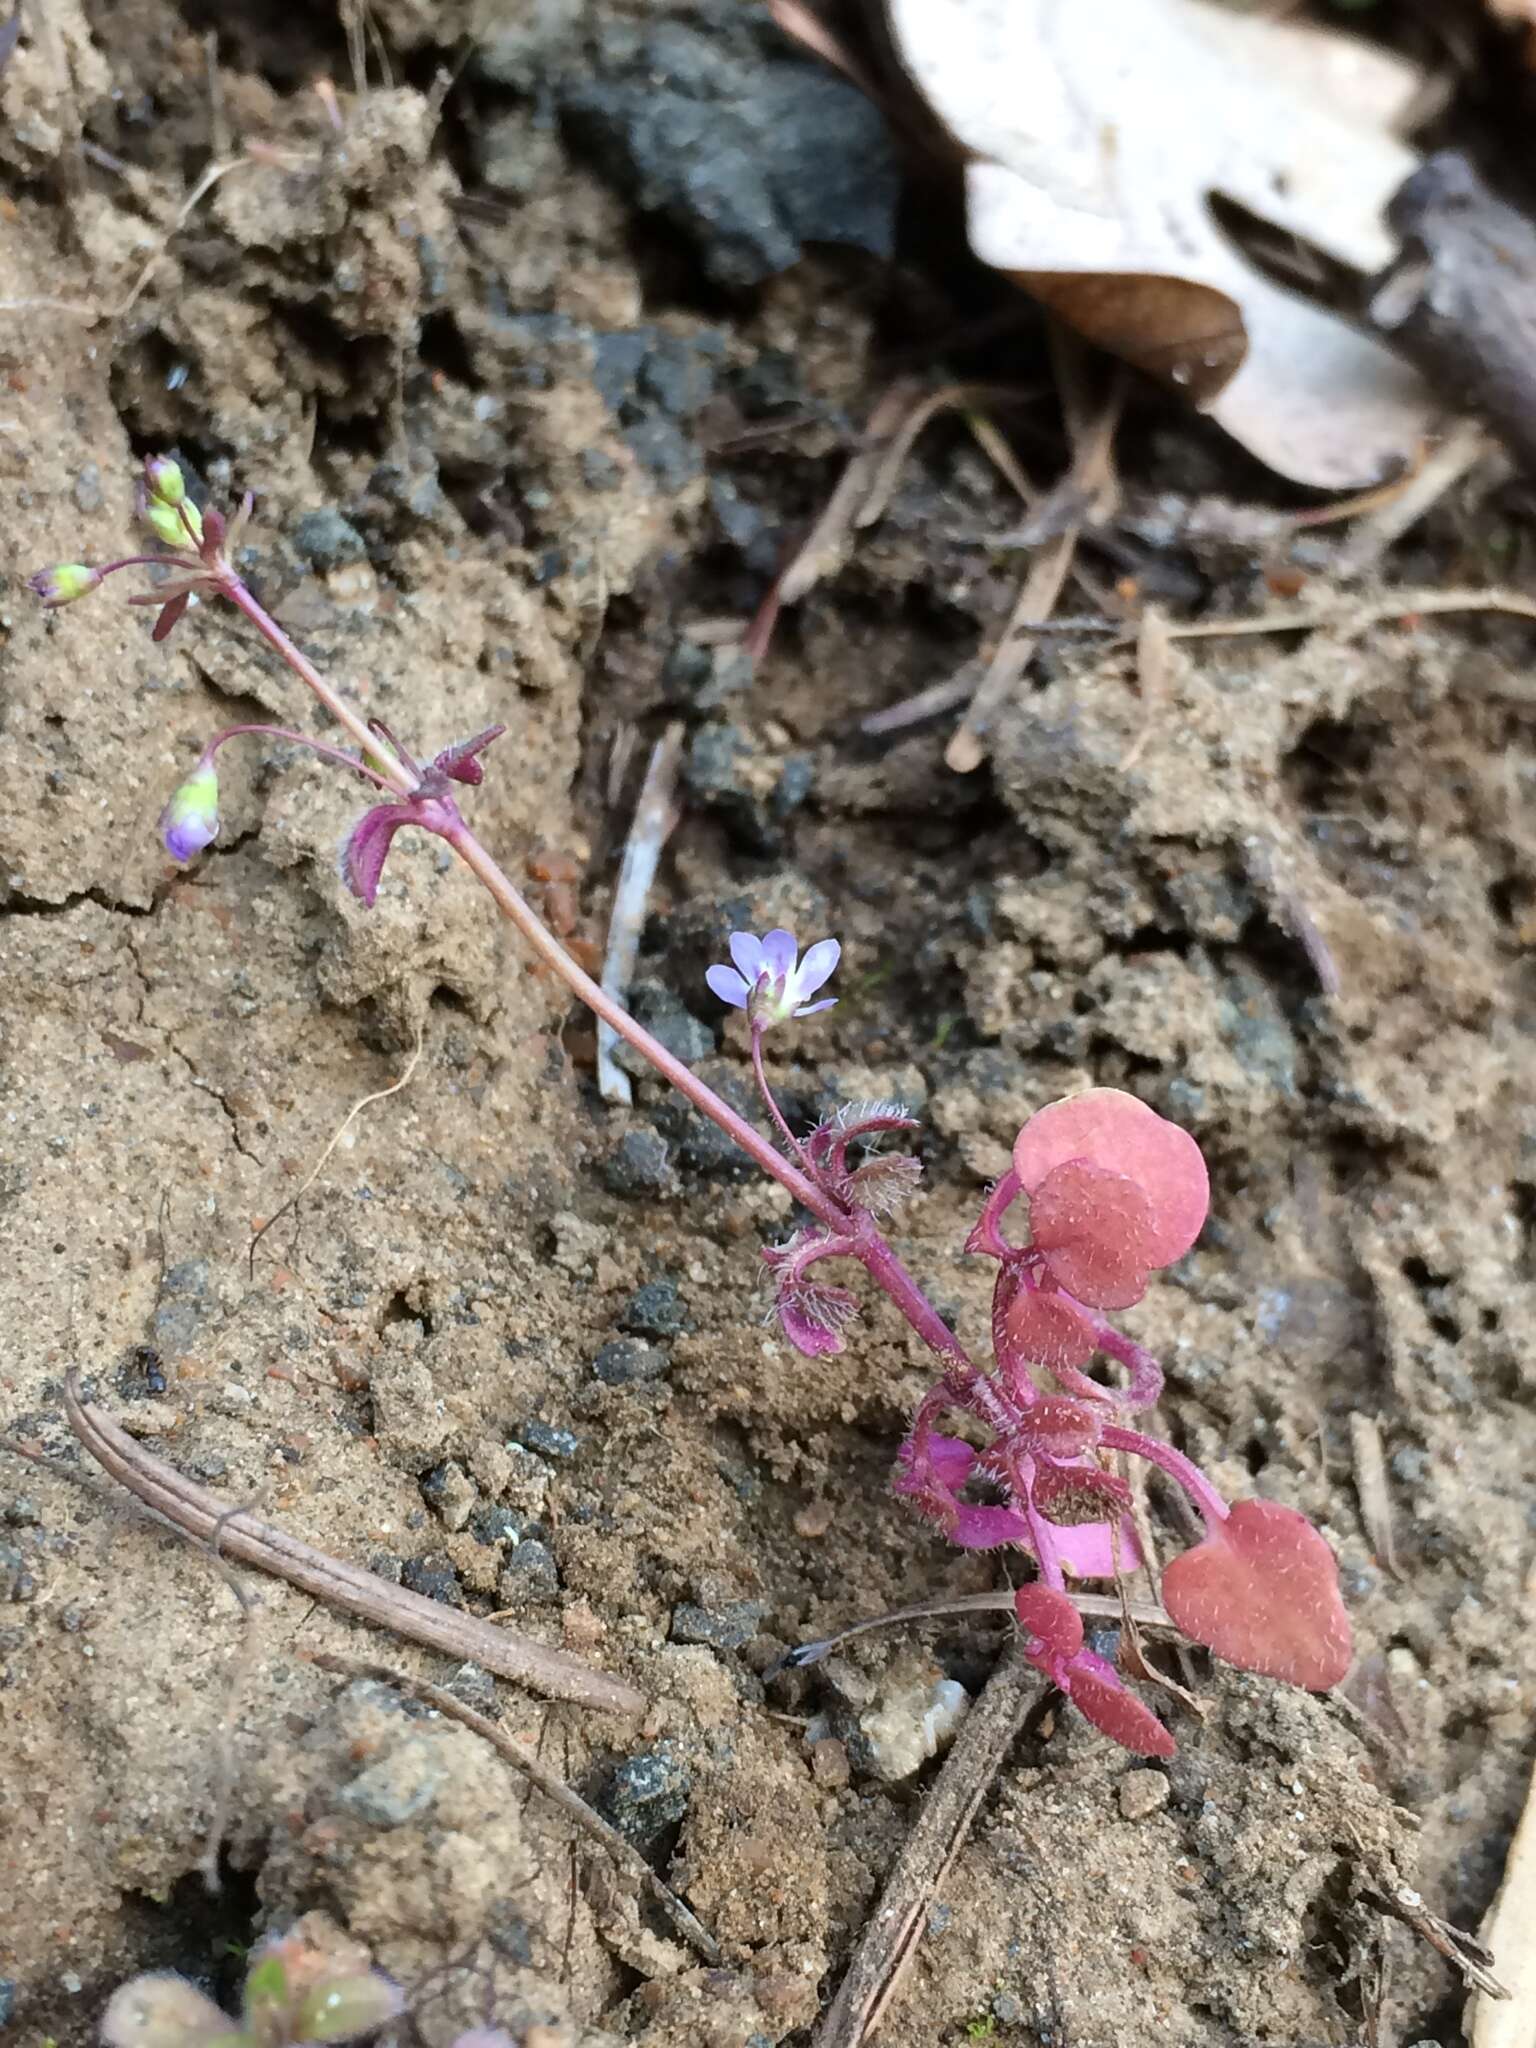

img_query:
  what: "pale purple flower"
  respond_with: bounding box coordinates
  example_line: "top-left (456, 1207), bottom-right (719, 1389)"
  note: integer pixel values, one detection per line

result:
top-left (705, 928), bottom-right (840, 1028)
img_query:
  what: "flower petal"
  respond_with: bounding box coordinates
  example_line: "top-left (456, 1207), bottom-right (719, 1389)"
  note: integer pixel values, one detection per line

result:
top-left (795, 937), bottom-right (841, 997)
top-left (728, 931), bottom-right (766, 981)
top-left (706, 964), bottom-right (751, 1008)
top-left (759, 927), bottom-right (798, 979)
top-left (342, 803), bottom-right (413, 909)
top-left (792, 995), bottom-right (837, 1018)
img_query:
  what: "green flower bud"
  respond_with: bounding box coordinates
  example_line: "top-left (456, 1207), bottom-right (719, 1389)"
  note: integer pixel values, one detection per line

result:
top-left (291, 1973), bottom-right (404, 2042)
top-left (145, 455), bottom-right (187, 505)
top-left (28, 562), bottom-right (103, 606)
top-left (146, 497), bottom-right (203, 548)
top-left (160, 759), bottom-right (219, 863)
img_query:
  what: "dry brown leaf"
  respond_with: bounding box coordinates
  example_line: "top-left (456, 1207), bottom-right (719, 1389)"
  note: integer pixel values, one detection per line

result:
top-left (879, 0), bottom-right (1442, 488)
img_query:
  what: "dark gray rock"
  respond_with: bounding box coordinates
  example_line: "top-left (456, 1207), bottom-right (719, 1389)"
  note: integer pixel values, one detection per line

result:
top-left (152, 1258), bottom-right (213, 1358)
top-left (618, 983), bottom-right (715, 1071)
top-left (597, 1745), bottom-right (692, 1846)
top-left (399, 1555), bottom-right (463, 1607)
top-left (670, 1598), bottom-right (767, 1651)
top-left (592, 1338), bottom-right (671, 1387)
top-left (499, 1538), bottom-right (560, 1603)
top-left (518, 1420), bottom-right (580, 1460)
top-left (292, 507), bottom-right (367, 571)
top-left (602, 1129), bottom-right (675, 1198)
top-left (650, 1057), bottom-right (760, 1179)
top-left (620, 1277), bottom-right (688, 1339)
top-left (470, 1505), bottom-right (523, 1548)
top-left (560, 20), bottom-right (899, 287)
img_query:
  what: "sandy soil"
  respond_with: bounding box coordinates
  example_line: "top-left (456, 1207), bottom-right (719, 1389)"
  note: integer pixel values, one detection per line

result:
top-left (2, 4), bottom-right (1534, 2045)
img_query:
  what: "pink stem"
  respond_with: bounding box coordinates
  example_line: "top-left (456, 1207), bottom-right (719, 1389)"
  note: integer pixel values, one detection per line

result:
top-left (750, 1022), bottom-right (820, 1180)
top-left (1099, 1423), bottom-right (1229, 1529)
top-left (206, 566), bottom-right (990, 1389)
top-left (206, 723), bottom-right (396, 792)
top-left (100, 552), bottom-right (204, 578)
top-left (215, 573), bottom-right (416, 795)
top-left (1065, 1308), bottom-right (1165, 1410)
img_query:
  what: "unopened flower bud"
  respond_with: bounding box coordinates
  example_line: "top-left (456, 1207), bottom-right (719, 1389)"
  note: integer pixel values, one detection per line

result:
top-left (146, 496), bottom-right (203, 548)
top-left (160, 759), bottom-right (219, 863)
top-left (144, 455), bottom-right (188, 506)
top-left (28, 562), bottom-right (103, 607)
top-left (292, 1973), bottom-right (404, 2042)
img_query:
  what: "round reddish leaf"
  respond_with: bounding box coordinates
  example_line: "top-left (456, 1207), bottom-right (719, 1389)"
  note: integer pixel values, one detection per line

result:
top-left (1068, 1657), bottom-right (1177, 1759)
top-left (1029, 1159), bottom-right (1158, 1308)
top-left (995, 1273), bottom-right (1097, 1372)
top-left (1161, 1499), bottom-right (1353, 1691)
top-left (1013, 1088), bottom-right (1209, 1267)
top-left (1014, 1583), bottom-right (1084, 1660)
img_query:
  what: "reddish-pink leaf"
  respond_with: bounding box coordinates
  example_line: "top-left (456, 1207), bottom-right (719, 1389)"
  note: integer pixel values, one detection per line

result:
top-left (1029, 1159), bottom-right (1157, 1308)
top-left (1013, 1088), bottom-right (1209, 1267)
top-left (995, 1268), bottom-right (1097, 1371)
top-left (1161, 1499), bottom-right (1353, 1691)
top-left (1069, 1655), bottom-right (1177, 1759)
top-left (1014, 1583), bottom-right (1084, 1660)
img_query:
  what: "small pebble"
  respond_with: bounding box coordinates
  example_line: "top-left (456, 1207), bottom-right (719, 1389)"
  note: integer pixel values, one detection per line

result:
top-left (809, 1737), bottom-right (850, 1789)
top-left (1118, 1768), bottom-right (1171, 1821)
top-left (670, 1599), bottom-right (766, 1651)
top-left (592, 1338), bottom-right (670, 1387)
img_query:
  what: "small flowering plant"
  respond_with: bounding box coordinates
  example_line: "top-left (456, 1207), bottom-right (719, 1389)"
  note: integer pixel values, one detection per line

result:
top-left (33, 460), bottom-right (1351, 1762)
top-left (702, 946), bottom-right (1351, 1755)
top-left (100, 1929), bottom-right (402, 2048)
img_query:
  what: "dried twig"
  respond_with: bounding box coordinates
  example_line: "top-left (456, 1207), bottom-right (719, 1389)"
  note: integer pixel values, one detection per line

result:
top-left (249, 1020), bottom-right (425, 1274)
top-left (65, 1379), bottom-right (644, 1714)
top-left (596, 724), bottom-right (685, 1106)
top-left (1365, 1881), bottom-right (1508, 2003)
top-left (1332, 418), bottom-right (1495, 580)
top-left (196, 1512), bottom-right (262, 1892)
top-left (307, 1650), bottom-right (721, 1964)
top-left (745, 379), bottom-right (926, 659)
top-left (814, 1640), bottom-right (1039, 2047)
top-left (1468, 1754), bottom-right (1536, 2041)
top-left (1120, 604), bottom-right (1171, 772)
top-left (946, 335), bottom-right (1124, 774)
top-left (1349, 1413), bottom-right (1402, 1581)
top-left (774, 1586), bottom-right (1172, 1675)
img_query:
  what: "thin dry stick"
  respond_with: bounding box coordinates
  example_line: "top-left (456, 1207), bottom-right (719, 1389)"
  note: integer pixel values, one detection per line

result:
top-left (1468, 1754), bottom-right (1536, 2042)
top-left (814, 1640), bottom-right (1039, 2048)
top-left (854, 383), bottom-right (1042, 532)
top-left (1348, 1413), bottom-right (1402, 1582)
top-left (307, 1650), bottom-right (722, 1965)
top-left (65, 1379), bottom-right (644, 1714)
top-left (946, 343), bottom-right (1124, 774)
top-left (775, 1586), bottom-right (1172, 1673)
top-left (1333, 419), bottom-right (1494, 579)
top-left (1120, 604), bottom-right (1171, 773)
top-left (249, 1020), bottom-right (425, 1274)
top-left (596, 723), bottom-right (685, 1106)
top-left (1162, 587), bottom-right (1536, 642)
top-left (196, 1510), bottom-right (262, 1893)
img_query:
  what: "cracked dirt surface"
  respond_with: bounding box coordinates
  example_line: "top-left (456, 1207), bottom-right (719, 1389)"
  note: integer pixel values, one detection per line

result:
top-left (2, 4), bottom-right (1536, 2046)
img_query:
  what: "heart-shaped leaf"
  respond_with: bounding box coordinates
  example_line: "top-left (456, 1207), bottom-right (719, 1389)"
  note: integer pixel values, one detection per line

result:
top-left (1161, 1499), bottom-right (1352, 1690)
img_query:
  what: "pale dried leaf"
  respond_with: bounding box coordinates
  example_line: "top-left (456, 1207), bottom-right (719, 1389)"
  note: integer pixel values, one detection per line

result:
top-left (881, 0), bottom-right (1441, 488)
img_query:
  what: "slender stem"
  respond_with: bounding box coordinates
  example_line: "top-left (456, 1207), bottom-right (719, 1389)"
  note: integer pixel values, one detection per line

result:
top-left (207, 722), bottom-right (396, 792)
top-left (208, 566), bottom-right (988, 1388)
top-left (1077, 1314), bottom-right (1165, 1410)
top-left (1100, 1423), bottom-right (1229, 1529)
top-left (750, 1023), bottom-right (820, 1178)
top-left (216, 573), bottom-right (416, 795)
top-left (101, 552), bottom-right (203, 579)
top-left (443, 820), bottom-right (845, 1222)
